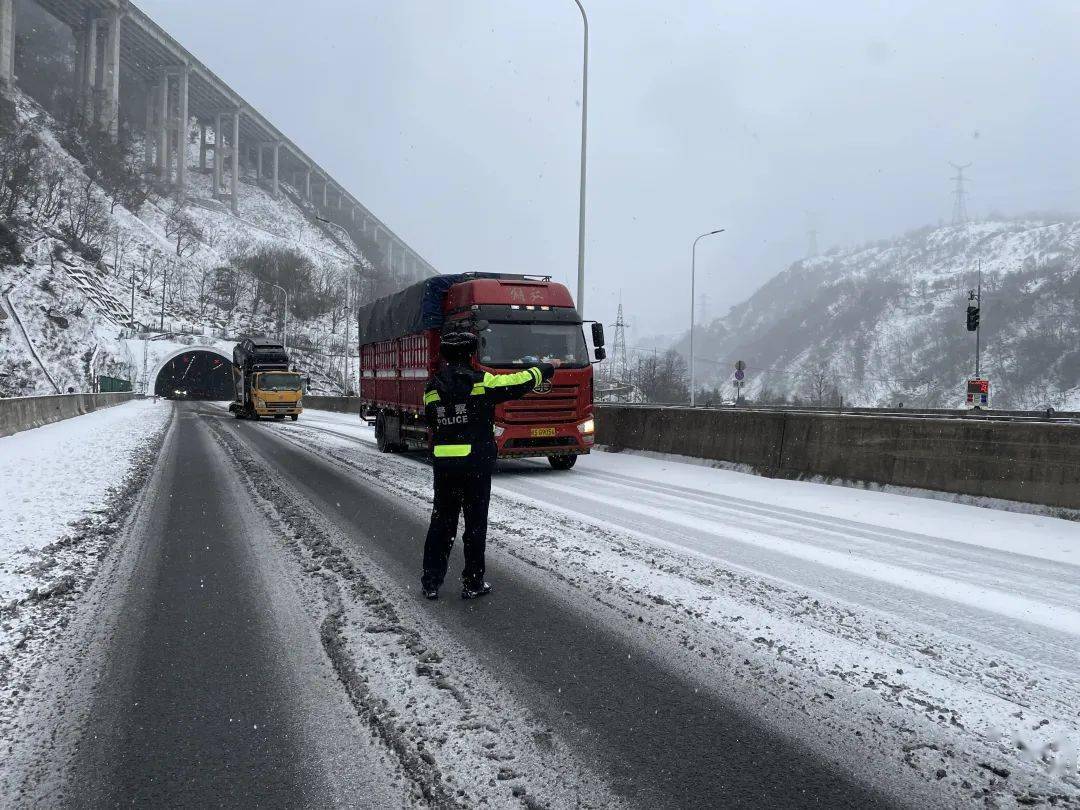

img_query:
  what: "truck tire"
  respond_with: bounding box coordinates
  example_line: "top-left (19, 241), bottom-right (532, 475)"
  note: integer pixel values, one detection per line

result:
top-left (548, 454), bottom-right (577, 470)
top-left (375, 413), bottom-right (393, 453)
top-left (376, 412), bottom-right (406, 453)
top-left (290, 414), bottom-right (299, 421)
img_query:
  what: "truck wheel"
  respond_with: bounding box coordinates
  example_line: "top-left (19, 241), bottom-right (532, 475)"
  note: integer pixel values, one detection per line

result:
top-left (375, 414), bottom-right (392, 453)
top-left (290, 414), bottom-right (299, 421)
top-left (548, 454), bottom-right (577, 470)
top-left (233, 410), bottom-right (243, 419)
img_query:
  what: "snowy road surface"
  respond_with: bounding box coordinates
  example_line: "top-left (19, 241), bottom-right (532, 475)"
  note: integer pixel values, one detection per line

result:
top-left (2, 401), bottom-right (1077, 807)
top-left (282, 407), bottom-right (1080, 804)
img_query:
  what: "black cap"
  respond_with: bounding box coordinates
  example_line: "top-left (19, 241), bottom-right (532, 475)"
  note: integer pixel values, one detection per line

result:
top-left (439, 330), bottom-right (478, 360)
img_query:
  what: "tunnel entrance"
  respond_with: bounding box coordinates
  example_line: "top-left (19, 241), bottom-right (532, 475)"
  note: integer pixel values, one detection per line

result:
top-left (154, 350), bottom-right (233, 400)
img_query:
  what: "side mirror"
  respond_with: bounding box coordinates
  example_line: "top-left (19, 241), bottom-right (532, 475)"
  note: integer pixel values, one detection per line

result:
top-left (591, 322), bottom-right (606, 347)
top-left (594, 346), bottom-right (607, 361)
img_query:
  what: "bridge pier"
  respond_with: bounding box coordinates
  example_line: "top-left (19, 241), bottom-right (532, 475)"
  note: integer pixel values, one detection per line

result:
top-left (98, 9), bottom-right (121, 140)
top-left (213, 114), bottom-right (222, 194)
top-left (157, 72), bottom-right (168, 182)
top-left (176, 67), bottom-right (189, 194)
top-left (230, 110), bottom-right (240, 214)
top-left (143, 83), bottom-right (154, 170)
top-left (77, 18), bottom-right (97, 125)
top-left (0, 0), bottom-right (14, 87)
top-left (271, 142), bottom-right (280, 197)
top-left (199, 122), bottom-right (208, 172)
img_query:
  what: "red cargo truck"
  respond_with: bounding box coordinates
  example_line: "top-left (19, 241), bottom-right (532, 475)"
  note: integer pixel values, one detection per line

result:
top-left (357, 273), bottom-right (605, 470)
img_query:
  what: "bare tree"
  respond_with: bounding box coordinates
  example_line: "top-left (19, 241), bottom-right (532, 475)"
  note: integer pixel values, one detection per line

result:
top-left (194, 267), bottom-right (216, 318)
top-left (140, 249), bottom-right (163, 297)
top-left (60, 176), bottom-right (109, 258)
top-left (164, 202), bottom-right (203, 258)
top-left (108, 225), bottom-right (135, 278)
top-left (800, 359), bottom-right (842, 405)
top-left (202, 221), bottom-right (224, 250)
top-left (0, 121), bottom-right (46, 220)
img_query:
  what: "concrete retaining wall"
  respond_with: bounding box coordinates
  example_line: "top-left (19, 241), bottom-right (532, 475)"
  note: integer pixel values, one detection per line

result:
top-left (302, 396), bottom-right (365, 415)
top-left (595, 405), bottom-right (1080, 510)
top-left (0, 393), bottom-right (138, 438)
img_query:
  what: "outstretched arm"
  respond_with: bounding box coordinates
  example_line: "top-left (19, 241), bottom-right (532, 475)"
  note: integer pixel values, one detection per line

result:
top-left (481, 363), bottom-right (554, 404)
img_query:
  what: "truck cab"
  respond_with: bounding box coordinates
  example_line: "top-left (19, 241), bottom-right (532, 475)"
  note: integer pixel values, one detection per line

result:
top-left (247, 370), bottom-right (303, 419)
top-left (444, 277), bottom-right (596, 468)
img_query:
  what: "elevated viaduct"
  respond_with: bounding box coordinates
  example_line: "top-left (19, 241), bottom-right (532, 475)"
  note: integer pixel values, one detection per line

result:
top-left (0, 0), bottom-right (435, 285)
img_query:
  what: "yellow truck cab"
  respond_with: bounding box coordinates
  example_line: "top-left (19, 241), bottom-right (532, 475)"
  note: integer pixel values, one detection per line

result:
top-left (229, 339), bottom-right (303, 421)
top-left (248, 370), bottom-right (303, 420)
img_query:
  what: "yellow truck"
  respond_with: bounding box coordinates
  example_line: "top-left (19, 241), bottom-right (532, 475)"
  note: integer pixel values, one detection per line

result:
top-left (228, 339), bottom-right (303, 420)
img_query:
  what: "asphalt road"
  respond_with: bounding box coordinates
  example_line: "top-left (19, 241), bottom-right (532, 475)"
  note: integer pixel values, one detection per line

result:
top-left (67, 404), bottom-right (404, 808)
top-left (210, 404), bottom-right (900, 809)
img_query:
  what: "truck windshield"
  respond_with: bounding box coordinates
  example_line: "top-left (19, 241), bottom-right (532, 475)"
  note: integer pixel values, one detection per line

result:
top-left (479, 322), bottom-right (589, 368)
top-left (258, 373), bottom-right (301, 391)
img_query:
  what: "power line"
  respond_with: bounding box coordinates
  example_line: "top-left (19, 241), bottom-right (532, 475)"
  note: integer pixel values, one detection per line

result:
top-left (949, 162), bottom-right (972, 225)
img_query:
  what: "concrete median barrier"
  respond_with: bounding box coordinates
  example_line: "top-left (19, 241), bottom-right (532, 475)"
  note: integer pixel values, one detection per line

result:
top-left (0, 393), bottom-right (138, 438)
top-left (301, 396), bottom-right (365, 415)
top-left (595, 405), bottom-right (1080, 510)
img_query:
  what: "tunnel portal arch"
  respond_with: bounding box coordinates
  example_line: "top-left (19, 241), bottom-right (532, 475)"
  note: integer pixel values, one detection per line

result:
top-left (152, 346), bottom-right (233, 399)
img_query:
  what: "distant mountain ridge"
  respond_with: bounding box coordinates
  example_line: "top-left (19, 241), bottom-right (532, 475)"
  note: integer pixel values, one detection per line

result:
top-left (681, 219), bottom-right (1080, 409)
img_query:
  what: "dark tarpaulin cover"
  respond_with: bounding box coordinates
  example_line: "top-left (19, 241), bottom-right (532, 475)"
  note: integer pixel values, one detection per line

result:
top-left (356, 274), bottom-right (466, 345)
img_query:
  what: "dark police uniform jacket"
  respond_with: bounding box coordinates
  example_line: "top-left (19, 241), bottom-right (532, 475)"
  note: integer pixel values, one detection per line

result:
top-left (423, 362), bottom-right (554, 470)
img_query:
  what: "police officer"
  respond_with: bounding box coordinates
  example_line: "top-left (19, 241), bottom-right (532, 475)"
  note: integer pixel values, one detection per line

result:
top-left (421, 330), bottom-right (554, 600)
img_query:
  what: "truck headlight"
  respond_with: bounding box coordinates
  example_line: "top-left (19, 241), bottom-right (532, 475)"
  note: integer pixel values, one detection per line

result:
top-left (576, 418), bottom-right (594, 434)
top-left (253, 397), bottom-right (264, 408)
top-left (493, 425), bottom-right (505, 438)
top-left (296, 398), bottom-right (303, 408)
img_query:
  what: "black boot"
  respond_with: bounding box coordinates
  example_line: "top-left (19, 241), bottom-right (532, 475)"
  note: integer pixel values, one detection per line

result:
top-left (461, 581), bottom-right (492, 600)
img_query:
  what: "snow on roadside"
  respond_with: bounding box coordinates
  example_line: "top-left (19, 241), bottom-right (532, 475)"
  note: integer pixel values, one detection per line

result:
top-left (0, 400), bottom-right (170, 734)
top-left (277, 410), bottom-right (1080, 806)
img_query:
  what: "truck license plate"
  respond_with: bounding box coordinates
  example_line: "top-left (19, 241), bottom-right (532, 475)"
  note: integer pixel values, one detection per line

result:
top-left (531, 427), bottom-right (557, 438)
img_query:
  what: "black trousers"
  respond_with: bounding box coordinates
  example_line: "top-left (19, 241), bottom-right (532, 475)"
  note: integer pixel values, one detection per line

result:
top-left (421, 465), bottom-right (493, 591)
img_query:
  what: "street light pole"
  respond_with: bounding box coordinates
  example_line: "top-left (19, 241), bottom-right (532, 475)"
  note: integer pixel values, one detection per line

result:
top-left (690, 228), bottom-right (725, 406)
top-left (572, 0), bottom-right (589, 317)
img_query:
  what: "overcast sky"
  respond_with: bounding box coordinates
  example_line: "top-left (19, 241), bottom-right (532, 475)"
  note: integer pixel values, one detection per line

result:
top-left (139, 0), bottom-right (1080, 342)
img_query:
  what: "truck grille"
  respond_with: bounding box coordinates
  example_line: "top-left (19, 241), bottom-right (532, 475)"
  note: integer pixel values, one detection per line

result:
top-left (499, 385), bottom-right (578, 424)
top-left (504, 436), bottom-right (577, 450)
top-left (264, 401), bottom-right (296, 410)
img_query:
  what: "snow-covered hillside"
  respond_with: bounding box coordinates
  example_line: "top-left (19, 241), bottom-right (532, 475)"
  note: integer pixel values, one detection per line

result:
top-left (1, 79), bottom-right (421, 397)
top-left (685, 219), bottom-right (1080, 409)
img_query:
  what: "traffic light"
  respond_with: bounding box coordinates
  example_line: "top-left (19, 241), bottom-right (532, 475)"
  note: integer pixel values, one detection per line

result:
top-left (966, 304), bottom-right (980, 332)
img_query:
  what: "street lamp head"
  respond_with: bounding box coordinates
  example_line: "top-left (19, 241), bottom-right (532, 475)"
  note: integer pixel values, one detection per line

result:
top-left (710, 228), bottom-right (726, 235)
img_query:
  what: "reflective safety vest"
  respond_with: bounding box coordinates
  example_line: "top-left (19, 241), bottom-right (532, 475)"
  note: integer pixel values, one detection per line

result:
top-left (423, 364), bottom-right (551, 469)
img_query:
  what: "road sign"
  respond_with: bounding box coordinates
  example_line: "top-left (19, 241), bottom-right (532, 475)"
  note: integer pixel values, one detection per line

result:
top-left (734, 360), bottom-right (746, 381)
top-left (966, 378), bottom-right (989, 409)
